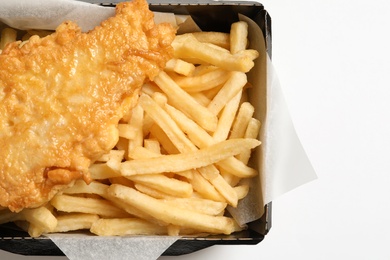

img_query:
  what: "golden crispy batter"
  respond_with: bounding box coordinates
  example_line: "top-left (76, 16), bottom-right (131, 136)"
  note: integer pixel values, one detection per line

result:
top-left (0, 0), bottom-right (175, 212)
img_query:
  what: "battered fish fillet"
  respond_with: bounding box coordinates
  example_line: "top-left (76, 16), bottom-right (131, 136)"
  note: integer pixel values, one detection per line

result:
top-left (0, 0), bottom-right (175, 212)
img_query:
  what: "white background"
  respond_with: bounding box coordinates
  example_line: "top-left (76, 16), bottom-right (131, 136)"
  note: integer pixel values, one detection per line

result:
top-left (2, 0), bottom-right (390, 259)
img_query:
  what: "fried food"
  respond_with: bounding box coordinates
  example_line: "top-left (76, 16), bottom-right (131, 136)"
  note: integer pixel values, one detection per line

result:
top-left (0, 0), bottom-right (175, 212)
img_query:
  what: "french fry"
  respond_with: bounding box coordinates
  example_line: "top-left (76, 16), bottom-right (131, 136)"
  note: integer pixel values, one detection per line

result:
top-left (51, 194), bottom-right (130, 218)
top-left (212, 91), bottom-right (242, 143)
top-left (190, 92), bottom-right (212, 106)
top-left (149, 124), bottom-right (180, 155)
top-left (128, 146), bottom-right (161, 160)
top-left (96, 152), bottom-right (111, 162)
top-left (89, 163), bottom-right (121, 180)
top-left (165, 58), bottom-right (195, 76)
top-left (191, 31), bottom-right (230, 49)
top-left (21, 203), bottom-right (56, 236)
top-left (120, 138), bottom-right (260, 176)
top-left (190, 169), bottom-right (226, 202)
top-left (163, 197), bottom-right (227, 216)
top-left (118, 123), bottom-right (137, 140)
top-left (197, 166), bottom-right (238, 207)
top-left (203, 83), bottom-right (224, 100)
top-left (230, 21), bottom-right (249, 54)
top-left (207, 71), bottom-right (247, 115)
top-left (141, 81), bottom-right (161, 97)
top-left (164, 103), bottom-right (214, 149)
top-left (204, 42), bottom-right (231, 54)
top-left (91, 218), bottom-right (167, 236)
top-left (53, 213), bottom-right (99, 233)
top-left (0, 27), bottom-right (17, 50)
top-left (167, 225), bottom-right (181, 236)
top-left (221, 171), bottom-right (241, 187)
top-left (152, 91), bottom-right (168, 107)
top-left (22, 206), bottom-right (57, 234)
top-left (234, 184), bottom-right (250, 200)
top-left (106, 150), bottom-right (125, 172)
top-left (143, 138), bottom-right (161, 154)
top-left (129, 174), bottom-right (193, 198)
top-left (173, 34), bottom-right (257, 72)
top-left (238, 49), bottom-right (259, 61)
top-left (142, 114), bottom-right (155, 137)
top-left (127, 104), bottom-right (144, 153)
top-left (237, 118), bottom-right (261, 164)
top-left (63, 180), bottom-right (109, 198)
top-left (216, 156), bottom-right (258, 178)
top-left (28, 224), bottom-right (46, 238)
top-left (170, 68), bottom-right (231, 92)
top-left (108, 184), bottom-right (235, 235)
top-left (229, 102), bottom-right (255, 139)
top-left (153, 71), bottom-right (218, 132)
top-left (174, 170), bottom-right (193, 181)
top-left (245, 118), bottom-right (262, 140)
top-left (109, 176), bottom-right (134, 187)
top-left (105, 194), bottom-right (165, 225)
top-left (192, 64), bottom-right (219, 76)
top-left (134, 183), bottom-right (175, 200)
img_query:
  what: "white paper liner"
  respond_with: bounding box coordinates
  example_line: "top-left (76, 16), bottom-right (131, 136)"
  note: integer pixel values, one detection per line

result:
top-left (0, 1), bottom-right (317, 259)
top-left (262, 54), bottom-right (317, 203)
top-left (48, 233), bottom-right (179, 260)
top-left (0, 0), bottom-right (115, 32)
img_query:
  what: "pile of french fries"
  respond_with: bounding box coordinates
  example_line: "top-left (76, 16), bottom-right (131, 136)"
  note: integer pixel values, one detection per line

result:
top-left (0, 20), bottom-right (261, 237)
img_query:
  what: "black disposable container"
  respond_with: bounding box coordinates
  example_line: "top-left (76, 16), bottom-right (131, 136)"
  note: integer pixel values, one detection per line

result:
top-left (0, 0), bottom-right (272, 256)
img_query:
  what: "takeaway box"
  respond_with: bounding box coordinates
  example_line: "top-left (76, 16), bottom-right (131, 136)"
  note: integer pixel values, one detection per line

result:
top-left (0, 0), bottom-right (272, 256)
